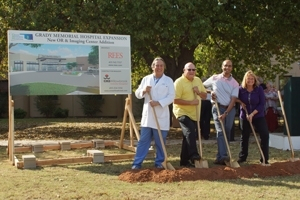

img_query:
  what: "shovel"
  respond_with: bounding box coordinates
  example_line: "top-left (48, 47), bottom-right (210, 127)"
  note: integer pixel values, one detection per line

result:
top-left (277, 91), bottom-right (299, 162)
top-left (194, 94), bottom-right (209, 168)
top-left (148, 93), bottom-right (175, 170)
top-left (244, 109), bottom-right (270, 166)
top-left (215, 102), bottom-right (240, 168)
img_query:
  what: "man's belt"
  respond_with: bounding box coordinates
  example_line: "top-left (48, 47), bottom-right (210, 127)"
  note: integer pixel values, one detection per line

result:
top-left (213, 103), bottom-right (228, 109)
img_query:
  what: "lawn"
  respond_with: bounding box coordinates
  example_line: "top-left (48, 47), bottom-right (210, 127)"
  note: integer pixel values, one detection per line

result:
top-left (0, 118), bottom-right (300, 200)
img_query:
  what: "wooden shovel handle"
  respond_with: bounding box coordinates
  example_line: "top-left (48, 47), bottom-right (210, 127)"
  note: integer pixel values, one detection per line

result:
top-left (148, 93), bottom-right (168, 162)
top-left (244, 108), bottom-right (266, 164)
top-left (214, 102), bottom-right (232, 159)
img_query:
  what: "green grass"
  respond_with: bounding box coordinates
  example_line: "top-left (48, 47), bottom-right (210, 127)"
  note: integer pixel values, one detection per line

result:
top-left (1, 144), bottom-right (300, 200)
top-left (1, 118), bottom-right (300, 199)
top-left (10, 82), bottom-right (77, 95)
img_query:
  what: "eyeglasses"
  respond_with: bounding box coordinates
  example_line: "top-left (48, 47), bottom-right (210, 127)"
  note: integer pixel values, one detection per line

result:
top-left (186, 69), bottom-right (196, 71)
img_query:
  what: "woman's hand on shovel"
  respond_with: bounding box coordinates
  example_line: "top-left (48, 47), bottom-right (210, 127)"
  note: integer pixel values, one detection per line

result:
top-left (246, 113), bottom-right (254, 123)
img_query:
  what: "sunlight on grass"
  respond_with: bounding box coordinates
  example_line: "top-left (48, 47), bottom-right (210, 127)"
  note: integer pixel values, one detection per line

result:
top-left (1, 118), bottom-right (300, 199)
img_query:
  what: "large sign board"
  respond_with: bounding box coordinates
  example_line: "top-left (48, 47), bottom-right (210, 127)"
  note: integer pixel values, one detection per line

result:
top-left (8, 30), bottom-right (131, 95)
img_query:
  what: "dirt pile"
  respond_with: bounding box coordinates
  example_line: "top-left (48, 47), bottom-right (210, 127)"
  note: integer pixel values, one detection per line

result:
top-left (119, 160), bottom-right (300, 183)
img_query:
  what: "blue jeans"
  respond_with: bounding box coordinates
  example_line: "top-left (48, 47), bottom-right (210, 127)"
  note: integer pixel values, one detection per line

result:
top-left (212, 104), bottom-right (236, 161)
top-left (132, 127), bottom-right (167, 168)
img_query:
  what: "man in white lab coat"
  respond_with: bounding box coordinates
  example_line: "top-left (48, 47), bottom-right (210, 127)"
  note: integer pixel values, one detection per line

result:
top-left (132, 57), bottom-right (175, 169)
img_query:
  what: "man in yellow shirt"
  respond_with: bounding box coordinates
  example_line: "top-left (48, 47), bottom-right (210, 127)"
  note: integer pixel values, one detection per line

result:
top-left (173, 62), bottom-right (207, 167)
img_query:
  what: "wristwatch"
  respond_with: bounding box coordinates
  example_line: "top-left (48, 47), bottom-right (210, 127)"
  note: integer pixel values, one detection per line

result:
top-left (224, 111), bottom-right (228, 116)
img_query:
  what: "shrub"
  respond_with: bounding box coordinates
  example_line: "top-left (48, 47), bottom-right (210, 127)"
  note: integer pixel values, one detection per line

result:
top-left (53, 107), bottom-right (69, 118)
top-left (34, 95), bottom-right (58, 117)
top-left (0, 92), bottom-right (8, 117)
top-left (78, 95), bottom-right (104, 117)
top-left (14, 108), bottom-right (27, 119)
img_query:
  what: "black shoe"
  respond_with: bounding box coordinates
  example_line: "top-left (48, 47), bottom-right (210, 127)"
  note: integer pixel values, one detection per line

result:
top-left (213, 159), bottom-right (225, 165)
top-left (237, 158), bottom-right (246, 164)
top-left (191, 155), bottom-right (201, 163)
top-left (220, 156), bottom-right (230, 163)
top-left (214, 156), bottom-right (230, 165)
top-left (180, 162), bottom-right (195, 168)
top-left (203, 136), bottom-right (209, 140)
top-left (260, 159), bottom-right (269, 164)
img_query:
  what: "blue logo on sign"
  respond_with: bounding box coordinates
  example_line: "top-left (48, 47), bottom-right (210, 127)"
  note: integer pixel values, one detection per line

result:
top-left (20, 34), bottom-right (33, 40)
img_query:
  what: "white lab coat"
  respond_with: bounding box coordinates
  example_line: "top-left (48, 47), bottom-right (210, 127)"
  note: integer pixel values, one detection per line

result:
top-left (135, 74), bottom-right (175, 131)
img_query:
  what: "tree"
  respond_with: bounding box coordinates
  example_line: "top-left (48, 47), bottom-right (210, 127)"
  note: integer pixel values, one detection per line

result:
top-left (66, 62), bottom-right (78, 71)
top-left (78, 95), bottom-right (104, 117)
top-left (88, 46), bottom-right (99, 65)
top-left (1, 0), bottom-right (299, 83)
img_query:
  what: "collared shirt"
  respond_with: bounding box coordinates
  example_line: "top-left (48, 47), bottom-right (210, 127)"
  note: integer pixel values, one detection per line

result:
top-left (173, 75), bottom-right (206, 121)
top-left (203, 73), bottom-right (239, 105)
top-left (239, 86), bottom-right (265, 120)
top-left (135, 74), bottom-right (175, 131)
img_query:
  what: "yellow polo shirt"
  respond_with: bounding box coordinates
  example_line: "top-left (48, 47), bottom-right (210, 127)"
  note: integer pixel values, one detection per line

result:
top-left (173, 75), bottom-right (206, 121)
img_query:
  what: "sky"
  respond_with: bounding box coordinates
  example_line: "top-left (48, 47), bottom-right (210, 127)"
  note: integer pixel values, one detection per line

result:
top-left (10, 44), bottom-right (93, 58)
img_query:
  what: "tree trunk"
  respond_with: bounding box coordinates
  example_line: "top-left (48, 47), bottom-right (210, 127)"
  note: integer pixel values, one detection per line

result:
top-left (162, 47), bottom-right (196, 81)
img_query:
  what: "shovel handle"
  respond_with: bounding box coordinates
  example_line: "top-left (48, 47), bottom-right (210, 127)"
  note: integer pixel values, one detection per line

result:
top-left (244, 108), bottom-right (266, 164)
top-left (194, 93), bottom-right (203, 157)
top-left (277, 90), bottom-right (295, 158)
top-left (214, 102), bottom-right (233, 159)
top-left (148, 93), bottom-right (169, 165)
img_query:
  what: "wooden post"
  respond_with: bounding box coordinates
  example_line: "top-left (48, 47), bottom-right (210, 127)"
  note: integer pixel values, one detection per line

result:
top-left (119, 94), bottom-right (140, 150)
top-left (128, 94), bottom-right (134, 146)
top-left (8, 98), bottom-right (15, 165)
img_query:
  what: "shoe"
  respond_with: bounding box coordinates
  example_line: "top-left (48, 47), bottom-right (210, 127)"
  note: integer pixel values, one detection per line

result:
top-left (214, 156), bottom-right (230, 165)
top-left (131, 165), bottom-right (141, 169)
top-left (180, 162), bottom-right (195, 168)
top-left (220, 156), bottom-right (230, 163)
top-left (155, 165), bottom-right (164, 169)
top-left (191, 155), bottom-right (201, 162)
top-left (237, 158), bottom-right (246, 164)
top-left (260, 161), bottom-right (269, 165)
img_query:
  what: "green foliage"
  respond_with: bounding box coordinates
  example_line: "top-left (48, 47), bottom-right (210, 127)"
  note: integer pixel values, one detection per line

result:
top-left (78, 95), bottom-right (104, 117)
top-left (34, 95), bottom-right (58, 118)
top-left (88, 46), bottom-right (99, 65)
top-left (66, 62), bottom-right (78, 70)
top-left (0, 92), bottom-right (8, 117)
top-left (14, 108), bottom-right (27, 119)
top-left (1, 0), bottom-right (299, 84)
top-left (53, 107), bottom-right (69, 118)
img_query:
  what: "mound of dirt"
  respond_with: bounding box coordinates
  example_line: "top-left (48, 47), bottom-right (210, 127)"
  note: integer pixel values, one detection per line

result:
top-left (119, 160), bottom-right (300, 183)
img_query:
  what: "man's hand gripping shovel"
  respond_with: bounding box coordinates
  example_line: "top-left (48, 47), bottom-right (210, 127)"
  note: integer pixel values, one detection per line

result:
top-left (148, 92), bottom-right (175, 170)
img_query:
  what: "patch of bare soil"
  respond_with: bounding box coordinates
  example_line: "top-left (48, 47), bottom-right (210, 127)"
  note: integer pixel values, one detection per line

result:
top-left (119, 160), bottom-right (300, 183)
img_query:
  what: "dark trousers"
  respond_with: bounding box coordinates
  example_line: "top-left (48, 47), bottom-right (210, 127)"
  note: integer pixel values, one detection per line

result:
top-left (200, 100), bottom-right (212, 139)
top-left (178, 115), bottom-right (200, 165)
top-left (239, 117), bottom-right (269, 162)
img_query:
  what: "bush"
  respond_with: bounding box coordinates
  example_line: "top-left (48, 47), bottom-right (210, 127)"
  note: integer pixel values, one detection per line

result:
top-left (78, 95), bottom-right (104, 117)
top-left (14, 108), bottom-right (27, 119)
top-left (34, 95), bottom-right (58, 117)
top-left (53, 107), bottom-right (69, 118)
top-left (0, 92), bottom-right (8, 117)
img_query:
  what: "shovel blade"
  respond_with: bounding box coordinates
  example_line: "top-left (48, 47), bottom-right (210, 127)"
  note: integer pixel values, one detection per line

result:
top-left (195, 160), bottom-right (209, 168)
top-left (166, 162), bottom-right (176, 170)
top-left (161, 161), bottom-right (176, 170)
top-left (225, 161), bottom-right (240, 168)
top-left (289, 157), bottom-right (300, 162)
